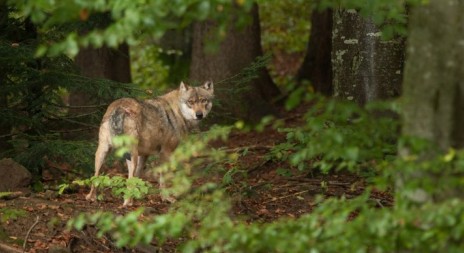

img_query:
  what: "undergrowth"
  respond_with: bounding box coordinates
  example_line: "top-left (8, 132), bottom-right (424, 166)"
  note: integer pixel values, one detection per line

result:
top-left (64, 95), bottom-right (464, 252)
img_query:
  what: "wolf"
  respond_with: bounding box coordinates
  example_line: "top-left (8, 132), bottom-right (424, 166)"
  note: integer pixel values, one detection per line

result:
top-left (85, 81), bottom-right (214, 206)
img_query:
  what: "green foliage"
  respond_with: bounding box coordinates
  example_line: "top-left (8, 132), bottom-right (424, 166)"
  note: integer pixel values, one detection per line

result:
top-left (9, 0), bottom-right (255, 57)
top-left (381, 143), bottom-right (464, 206)
top-left (67, 128), bottom-right (464, 253)
top-left (258, 0), bottom-right (312, 54)
top-left (258, 0), bottom-right (311, 86)
top-left (60, 175), bottom-right (152, 201)
top-left (0, 208), bottom-right (28, 223)
top-left (273, 94), bottom-right (399, 173)
top-left (11, 138), bottom-right (96, 175)
top-left (0, 6), bottom-right (144, 174)
top-left (111, 135), bottom-right (138, 159)
top-left (58, 93), bottom-right (464, 252)
top-left (131, 42), bottom-right (170, 90)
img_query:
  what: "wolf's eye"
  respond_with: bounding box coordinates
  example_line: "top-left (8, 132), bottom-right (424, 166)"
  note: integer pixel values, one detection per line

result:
top-left (200, 98), bottom-right (207, 103)
top-left (187, 100), bottom-right (194, 105)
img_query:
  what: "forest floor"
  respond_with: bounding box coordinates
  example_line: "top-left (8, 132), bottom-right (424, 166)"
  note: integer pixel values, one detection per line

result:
top-left (0, 104), bottom-right (393, 253)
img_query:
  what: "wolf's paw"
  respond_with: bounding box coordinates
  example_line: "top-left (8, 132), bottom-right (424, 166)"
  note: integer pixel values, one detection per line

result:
top-left (85, 193), bottom-right (96, 202)
top-left (123, 198), bottom-right (134, 207)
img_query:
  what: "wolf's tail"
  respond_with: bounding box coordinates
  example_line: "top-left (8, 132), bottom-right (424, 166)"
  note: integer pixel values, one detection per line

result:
top-left (109, 108), bottom-right (125, 136)
top-left (109, 108), bottom-right (131, 161)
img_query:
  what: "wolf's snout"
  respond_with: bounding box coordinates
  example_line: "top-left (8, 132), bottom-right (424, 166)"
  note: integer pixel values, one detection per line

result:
top-left (195, 112), bottom-right (204, 119)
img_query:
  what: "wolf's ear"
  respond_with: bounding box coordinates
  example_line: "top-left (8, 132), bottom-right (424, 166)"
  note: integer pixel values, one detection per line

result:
top-left (203, 81), bottom-right (214, 93)
top-left (179, 81), bottom-right (189, 93)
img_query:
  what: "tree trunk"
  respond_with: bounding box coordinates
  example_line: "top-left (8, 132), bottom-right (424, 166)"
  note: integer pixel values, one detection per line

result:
top-left (332, 9), bottom-right (405, 105)
top-left (0, 83), bottom-right (10, 153)
top-left (296, 9), bottom-right (333, 96)
top-left (189, 4), bottom-right (280, 123)
top-left (74, 43), bottom-right (131, 83)
top-left (71, 43), bottom-right (131, 109)
top-left (68, 44), bottom-right (131, 138)
top-left (402, 0), bottom-right (464, 150)
top-left (399, 0), bottom-right (464, 205)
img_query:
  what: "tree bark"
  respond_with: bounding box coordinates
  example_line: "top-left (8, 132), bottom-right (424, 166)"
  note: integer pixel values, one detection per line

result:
top-left (68, 44), bottom-right (131, 138)
top-left (402, 0), bottom-right (464, 150)
top-left (71, 43), bottom-right (131, 110)
top-left (189, 4), bottom-right (280, 123)
top-left (296, 9), bottom-right (333, 96)
top-left (398, 0), bottom-right (464, 205)
top-left (332, 9), bottom-right (405, 105)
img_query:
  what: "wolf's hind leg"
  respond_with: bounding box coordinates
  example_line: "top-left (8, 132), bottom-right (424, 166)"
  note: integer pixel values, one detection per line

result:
top-left (123, 151), bottom-right (139, 206)
top-left (135, 156), bottom-right (147, 177)
top-left (159, 149), bottom-right (177, 203)
top-left (86, 142), bottom-right (110, 201)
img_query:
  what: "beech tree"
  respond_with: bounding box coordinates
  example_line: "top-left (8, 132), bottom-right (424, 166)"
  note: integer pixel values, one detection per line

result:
top-left (331, 9), bottom-right (405, 105)
top-left (402, 0), bottom-right (464, 150)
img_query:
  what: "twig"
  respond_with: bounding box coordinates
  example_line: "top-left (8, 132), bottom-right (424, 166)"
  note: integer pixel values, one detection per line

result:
top-left (44, 115), bottom-right (99, 129)
top-left (23, 215), bottom-right (40, 253)
top-left (262, 190), bottom-right (309, 204)
top-left (47, 101), bottom-right (108, 109)
top-left (49, 127), bottom-right (95, 134)
top-left (371, 198), bottom-right (385, 208)
top-left (0, 133), bottom-right (16, 139)
top-left (286, 177), bottom-right (352, 186)
top-left (221, 145), bottom-right (274, 153)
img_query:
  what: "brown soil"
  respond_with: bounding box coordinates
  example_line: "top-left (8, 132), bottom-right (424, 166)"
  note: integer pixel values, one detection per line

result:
top-left (0, 105), bottom-right (392, 253)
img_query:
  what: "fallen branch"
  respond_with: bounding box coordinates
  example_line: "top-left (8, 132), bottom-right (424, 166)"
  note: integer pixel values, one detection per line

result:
top-left (262, 190), bottom-right (309, 204)
top-left (286, 177), bottom-right (352, 186)
top-left (23, 215), bottom-right (40, 253)
top-left (222, 145), bottom-right (274, 153)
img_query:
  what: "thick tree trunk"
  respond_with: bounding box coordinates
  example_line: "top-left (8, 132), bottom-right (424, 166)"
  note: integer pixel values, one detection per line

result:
top-left (68, 44), bottom-right (131, 138)
top-left (296, 9), bottom-right (333, 96)
top-left (74, 43), bottom-right (131, 83)
top-left (71, 43), bottom-right (131, 108)
top-left (0, 85), bottom-right (10, 153)
top-left (399, 0), bottom-right (464, 204)
top-left (332, 9), bottom-right (404, 105)
top-left (189, 4), bottom-right (280, 123)
top-left (402, 0), bottom-right (464, 150)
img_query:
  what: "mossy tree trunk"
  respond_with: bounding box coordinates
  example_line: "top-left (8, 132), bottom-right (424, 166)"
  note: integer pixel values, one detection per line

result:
top-left (402, 0), bottom-right (464, 150)
top-left (296, 8), bottom-right (333, 96)
top-left (332, 9), bottom-right (405, 105)
top-left (189, 4), bottom-right (280, 123)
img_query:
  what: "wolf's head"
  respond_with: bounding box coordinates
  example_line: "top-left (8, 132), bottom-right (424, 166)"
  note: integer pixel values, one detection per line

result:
top-left (179, 81), bottom-right (214, 121)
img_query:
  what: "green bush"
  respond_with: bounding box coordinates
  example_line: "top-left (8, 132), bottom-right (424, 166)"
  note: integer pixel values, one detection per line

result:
top-left (272, 94), bottom-right (399, 174)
